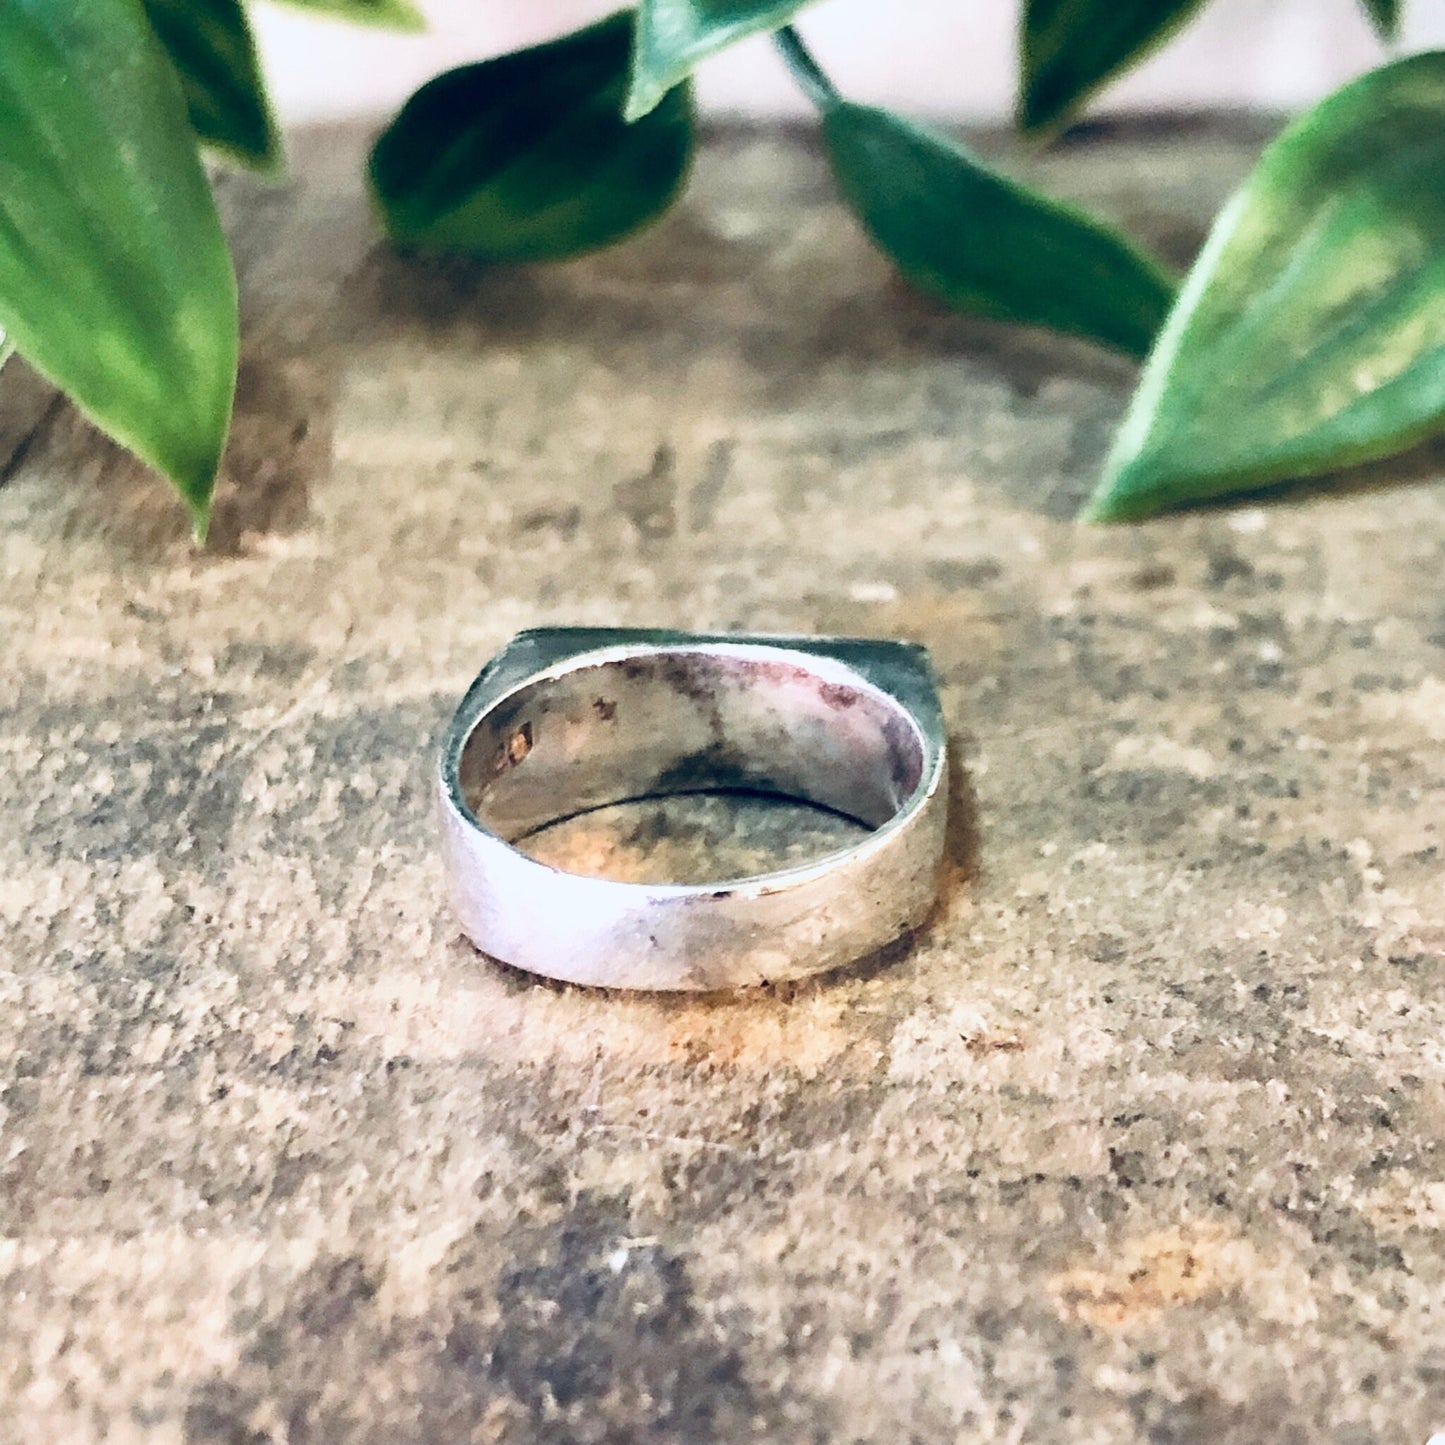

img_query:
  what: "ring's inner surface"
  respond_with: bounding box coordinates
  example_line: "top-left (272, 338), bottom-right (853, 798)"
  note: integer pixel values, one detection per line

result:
top-left (459, 650), bottom-right (926, 846)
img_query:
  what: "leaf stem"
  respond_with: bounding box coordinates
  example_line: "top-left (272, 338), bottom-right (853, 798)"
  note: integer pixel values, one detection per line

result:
top-left (774, 25), bottom-right (838, 111)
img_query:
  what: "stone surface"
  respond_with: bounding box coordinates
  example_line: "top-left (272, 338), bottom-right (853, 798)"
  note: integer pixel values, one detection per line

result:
top-left (2, 120), bottom-right (1444, 1445)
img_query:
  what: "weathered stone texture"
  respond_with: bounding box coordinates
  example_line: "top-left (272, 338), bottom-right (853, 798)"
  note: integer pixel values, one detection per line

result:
top-left (1, 121), bottom-right (1442, 1444)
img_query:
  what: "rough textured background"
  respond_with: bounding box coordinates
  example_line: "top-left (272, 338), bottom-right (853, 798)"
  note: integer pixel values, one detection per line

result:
top-left (2, 121), bottom-right (1444, 1445)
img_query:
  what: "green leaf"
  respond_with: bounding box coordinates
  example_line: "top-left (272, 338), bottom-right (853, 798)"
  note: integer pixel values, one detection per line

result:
top-left (821, 102), bottom-right (1175, 357)
top-left (626, 0), bottom-right (817, 121)
top-left (370, 13), bottom-right (695, 263)
top-left (1020, 0), bottom-right (1209, 134)
top-left (143, 0), bottom-right (281, 168)
top-left (264, 0), bottom-right (424, 31)
top-left (0, 0), bottom-right (238, 533)
top-left (1087, 52), bottom-right (1445, 523)
top-left (1361, 0), bottom-right (1400, 40)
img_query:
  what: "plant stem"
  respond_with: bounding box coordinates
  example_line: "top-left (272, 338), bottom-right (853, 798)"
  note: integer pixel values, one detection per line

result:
top-left (773, 25), bottom-right (839, 111)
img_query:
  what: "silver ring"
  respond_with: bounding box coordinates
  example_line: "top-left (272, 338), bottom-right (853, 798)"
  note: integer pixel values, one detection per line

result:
top-left (438, 628), bottom-right (949, 991)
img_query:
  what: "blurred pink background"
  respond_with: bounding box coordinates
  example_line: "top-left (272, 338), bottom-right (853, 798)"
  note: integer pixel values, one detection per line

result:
top-left (255, 0), bottom-right (1444, 125)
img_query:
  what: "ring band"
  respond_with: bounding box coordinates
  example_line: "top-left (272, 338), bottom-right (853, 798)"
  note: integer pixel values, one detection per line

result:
top-left (438, 629), bottom-right (949, 991)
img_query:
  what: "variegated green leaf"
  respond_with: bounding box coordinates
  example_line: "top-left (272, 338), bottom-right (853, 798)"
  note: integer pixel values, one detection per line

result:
top-left (1088, 53), bottom-right (1445, 521)
top-left (626, 0), bottom-right (818, 121)
top-left (264, 0), bottom-right (423, 32)
top-left (1361, 0), bottom-right (1401, 41)
top-left (1020, 0), bottom-right (1209, 134)
top-left (371, 13), bottom-right (694, 263)
top-left (822, 101), bottom-right (1175, 357)
top-left (0, 0), bottom-right (237, 532)
top-left (144, 0), bottom-right (281, 168)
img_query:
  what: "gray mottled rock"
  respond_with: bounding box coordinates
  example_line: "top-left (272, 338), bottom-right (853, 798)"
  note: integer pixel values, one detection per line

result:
top-left (1, 120), bottom-right (1443, 1445)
